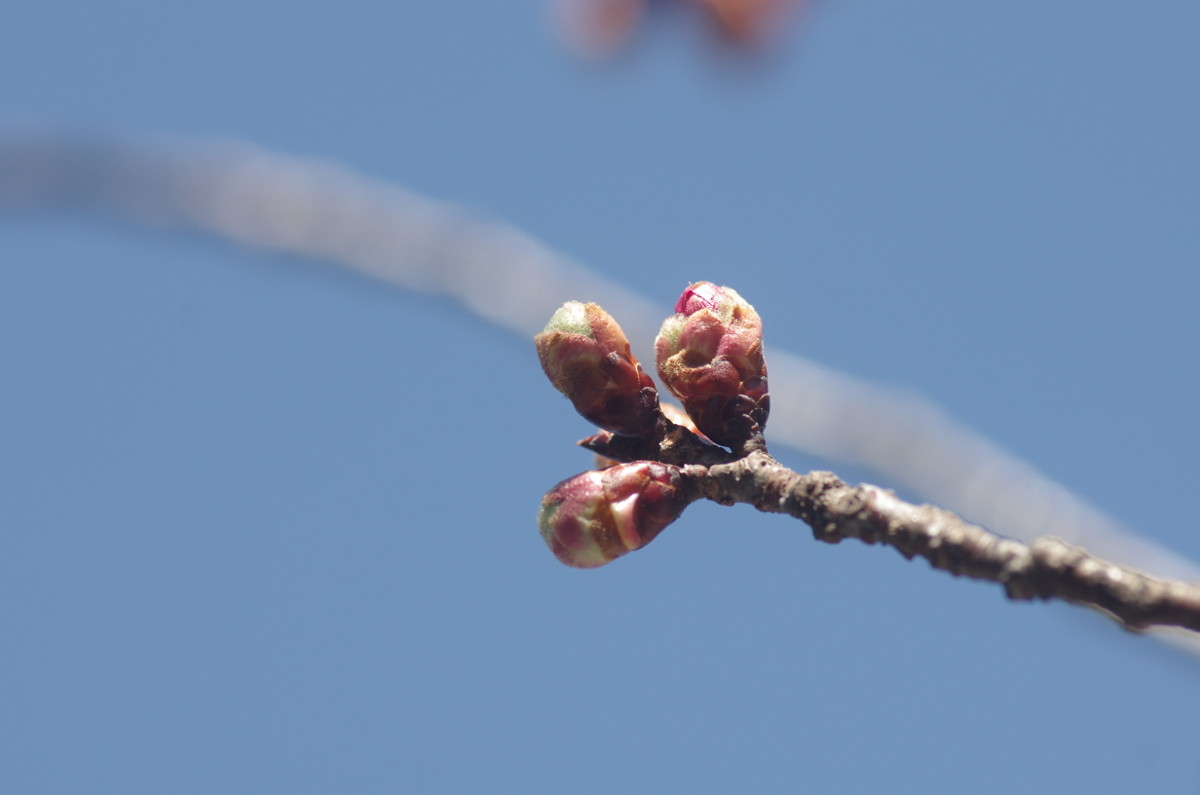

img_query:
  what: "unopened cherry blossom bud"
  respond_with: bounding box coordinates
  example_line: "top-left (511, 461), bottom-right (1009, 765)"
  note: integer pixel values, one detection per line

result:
top-left (537, 461), bottom-right (691, 569)
top-left (655, 282), bottom-right (769, 449)
top-left (536, 301), bottom-right (661, 437)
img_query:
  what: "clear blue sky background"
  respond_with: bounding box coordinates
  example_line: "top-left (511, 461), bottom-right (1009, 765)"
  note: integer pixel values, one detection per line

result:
top-left (3, 2), bottom-right (1199, 793)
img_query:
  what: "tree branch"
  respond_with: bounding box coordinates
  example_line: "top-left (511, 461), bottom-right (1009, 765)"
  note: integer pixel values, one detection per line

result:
top-left (6, 129), bottom-right (1199, 641)
top-left (681, 452), bottom-right (1200, 633)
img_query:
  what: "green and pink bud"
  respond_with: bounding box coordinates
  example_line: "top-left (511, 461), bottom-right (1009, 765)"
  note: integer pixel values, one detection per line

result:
top-left (655, 282), bottom-right (769, 450)
top-left (537, 461), bottom-right (692, 569)
top-left (536, 301), bottom-right (661, 437)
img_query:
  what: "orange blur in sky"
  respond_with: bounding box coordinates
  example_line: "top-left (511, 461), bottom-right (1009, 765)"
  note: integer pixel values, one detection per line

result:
top-left (555, 0), bottom-right (807, 55)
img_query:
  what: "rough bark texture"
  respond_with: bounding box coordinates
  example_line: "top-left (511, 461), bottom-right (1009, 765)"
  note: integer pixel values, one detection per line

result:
top-left (672, 452), bottom-right (1200, 633)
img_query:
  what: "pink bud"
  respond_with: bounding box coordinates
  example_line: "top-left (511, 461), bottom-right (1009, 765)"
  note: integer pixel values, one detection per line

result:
top-left (536, 301), bottom-right (661, 437)
top-left (537, 462), bottom-right (691, 568)
top-left (655, 282), bottom-right (769, 450)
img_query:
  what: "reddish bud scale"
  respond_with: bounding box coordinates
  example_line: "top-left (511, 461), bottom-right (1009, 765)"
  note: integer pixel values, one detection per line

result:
top-left (535, 302), bottom-right (661, 437)
top-left (537, 462), bottom-right (690, 568)
top-left (655, 282), bottom-right (769, 449)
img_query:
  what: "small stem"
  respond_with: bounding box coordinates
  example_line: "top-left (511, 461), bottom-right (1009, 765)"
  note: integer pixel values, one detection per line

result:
top-left (735, 428), bottom-right (768, 458)
top-left (580, 415), bottom-right (738, 467)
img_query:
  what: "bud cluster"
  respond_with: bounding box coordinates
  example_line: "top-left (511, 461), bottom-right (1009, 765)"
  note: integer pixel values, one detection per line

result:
top-left (534, 282), bottom-right (770, 568)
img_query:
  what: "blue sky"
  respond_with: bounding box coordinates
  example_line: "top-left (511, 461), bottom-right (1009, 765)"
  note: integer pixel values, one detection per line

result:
top-left (3, 2), bottom-right (1199, 793)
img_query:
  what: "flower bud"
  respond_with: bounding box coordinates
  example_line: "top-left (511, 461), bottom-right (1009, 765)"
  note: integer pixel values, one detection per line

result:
top-left (535, 301), bottom-right (661, 437)
top-left (537, 461), bottom-right (690, 569)
top-left (655, 282), bottom-right (769, 449)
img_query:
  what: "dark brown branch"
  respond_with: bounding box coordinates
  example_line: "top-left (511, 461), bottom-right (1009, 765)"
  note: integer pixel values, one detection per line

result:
top-left (681, 451), bottom-right (1200, 634)
top-left (568, 394), bottom-right (1200, 634)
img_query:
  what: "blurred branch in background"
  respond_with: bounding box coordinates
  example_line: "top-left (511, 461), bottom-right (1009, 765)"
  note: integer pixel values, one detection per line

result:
top-left (3, 124), bottom-right (1197, 653)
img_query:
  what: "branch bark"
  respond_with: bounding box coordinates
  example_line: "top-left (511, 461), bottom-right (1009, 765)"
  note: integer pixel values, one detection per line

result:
top-left (678, 451), bottom-right (1200, 633)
